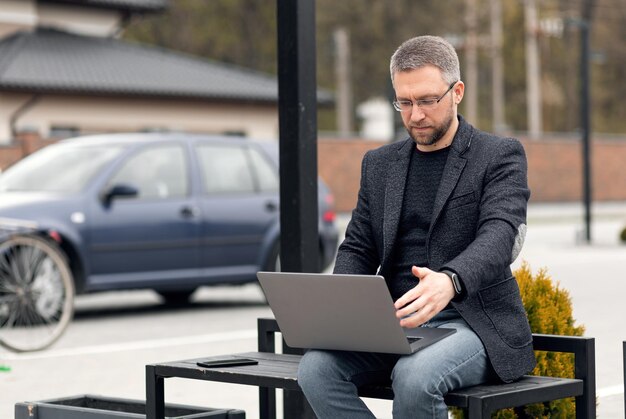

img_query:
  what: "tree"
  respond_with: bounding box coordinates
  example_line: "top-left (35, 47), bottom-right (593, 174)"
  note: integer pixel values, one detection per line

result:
top-left (123, 0), bottom-right (626, 134)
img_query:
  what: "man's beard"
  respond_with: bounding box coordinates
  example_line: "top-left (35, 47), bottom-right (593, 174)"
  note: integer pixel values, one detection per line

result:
top-left (405, 105), bottom-right (455, 147)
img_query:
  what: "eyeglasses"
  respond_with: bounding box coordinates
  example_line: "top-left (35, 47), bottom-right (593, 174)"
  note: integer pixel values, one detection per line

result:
top-left (392, 81), bottom-right (457, 112)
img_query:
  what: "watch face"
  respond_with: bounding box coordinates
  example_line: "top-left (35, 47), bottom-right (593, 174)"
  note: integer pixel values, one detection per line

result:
top-left (451, 274), bottom-right (462, 294)
top-left (443, 271), bottom-right (462, 295)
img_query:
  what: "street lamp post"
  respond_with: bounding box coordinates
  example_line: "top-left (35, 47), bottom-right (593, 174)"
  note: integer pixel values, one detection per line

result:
top-left (573, 0), bottom-right (594, 244)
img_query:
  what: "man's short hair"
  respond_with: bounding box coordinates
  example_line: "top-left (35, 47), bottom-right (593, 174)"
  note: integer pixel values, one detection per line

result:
top-left (390, 36), bottom-right (461, 85)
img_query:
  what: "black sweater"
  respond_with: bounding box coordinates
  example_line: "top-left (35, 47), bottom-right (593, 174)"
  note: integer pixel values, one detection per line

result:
top-left (387, 146), bottom-right (449, 301)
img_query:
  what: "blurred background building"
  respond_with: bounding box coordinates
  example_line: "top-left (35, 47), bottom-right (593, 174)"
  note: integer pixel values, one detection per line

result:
top-left (0, 0), bottom-right (335, 146)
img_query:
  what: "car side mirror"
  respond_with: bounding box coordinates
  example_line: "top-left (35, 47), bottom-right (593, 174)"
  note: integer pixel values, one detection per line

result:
top-left (101, 184), bottom-right (139, 206)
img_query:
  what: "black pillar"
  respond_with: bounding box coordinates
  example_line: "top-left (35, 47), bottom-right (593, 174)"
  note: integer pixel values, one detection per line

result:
top-left (276, 0), bottom-right (318, 417)
top-left (276, 0), bottom-right (319, 274)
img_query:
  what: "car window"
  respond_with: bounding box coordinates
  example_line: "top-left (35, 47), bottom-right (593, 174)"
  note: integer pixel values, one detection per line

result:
top-left (0, 144), bottom-right (124, 193)
top-left (196, 144), bottom-right (255, 194)
top-left (108, 145), bottom-right (188, 200)
top-left (248, 148), bottom-right (278, 192)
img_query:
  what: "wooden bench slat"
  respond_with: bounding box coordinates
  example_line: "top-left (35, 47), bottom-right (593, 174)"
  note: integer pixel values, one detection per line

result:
top-left (355, 375), bottom-right (584, 410)
top-left (445, 376), bottom-right (583, 411)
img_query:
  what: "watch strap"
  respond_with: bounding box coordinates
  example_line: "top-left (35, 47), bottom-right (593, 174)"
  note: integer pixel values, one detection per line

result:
top-left (441, 269), bottom-right (464, 301)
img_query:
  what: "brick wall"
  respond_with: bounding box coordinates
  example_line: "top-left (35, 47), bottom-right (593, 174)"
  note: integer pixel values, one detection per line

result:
top-left (317, 138), bottom-right (386, 213)
top-left (0, 132), bottom-right (57, 171)
top-left (522, 137), bottom-right (626, 202)
top-left (319, 136), bottom-right (626, 213)
top-left (0, 146), bottom-right (23, 171)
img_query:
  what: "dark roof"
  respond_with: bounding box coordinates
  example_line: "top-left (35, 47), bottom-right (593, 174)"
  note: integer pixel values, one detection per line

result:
top-left (38, 0), bottom-right (168, 13)
top-left (0, 29), bottom-right (333, 105)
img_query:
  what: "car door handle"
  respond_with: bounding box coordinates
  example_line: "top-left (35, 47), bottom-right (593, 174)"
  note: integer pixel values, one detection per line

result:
top-left (180, 206), bottom-right (198, 219)
top-left (265, 201), bottom-right (278, 212)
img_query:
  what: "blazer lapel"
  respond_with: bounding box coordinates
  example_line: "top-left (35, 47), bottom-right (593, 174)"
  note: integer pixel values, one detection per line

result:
top-left (382, 139), bottom-right (413, 265)
top-left (429, 154), bottom-right (466, 231)
top-left (429, 118), bottom-right (473, 234)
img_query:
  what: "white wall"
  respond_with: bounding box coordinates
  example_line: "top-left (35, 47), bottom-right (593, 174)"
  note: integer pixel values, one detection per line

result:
top-left (37, 3), bottom-right (121, 37)
top-left (4, 94), bottom-right (279, 142)
top-left (0, 0), bottom-right (122, 38)
top-left (0, 92), bottom-right (34, 142)
top-left (0, 0), bottom-right (36, 38)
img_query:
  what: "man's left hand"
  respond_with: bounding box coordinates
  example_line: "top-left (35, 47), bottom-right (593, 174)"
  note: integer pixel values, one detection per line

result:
top-left (394, 266), bottom-right (455, 328)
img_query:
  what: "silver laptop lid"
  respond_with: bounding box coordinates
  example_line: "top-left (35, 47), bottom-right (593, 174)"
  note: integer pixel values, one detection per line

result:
top-left (256, 272), bottom-right (453, 354)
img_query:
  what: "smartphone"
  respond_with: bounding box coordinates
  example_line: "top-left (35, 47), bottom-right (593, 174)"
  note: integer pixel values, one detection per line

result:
top-left (196, 358), bottom-right (258, 368)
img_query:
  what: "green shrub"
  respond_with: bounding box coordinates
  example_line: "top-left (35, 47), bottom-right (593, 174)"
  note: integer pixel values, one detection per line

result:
top-left (620, 226), bottom-right (626, 243)
top-left (451, 262), bottom-right (585, 418)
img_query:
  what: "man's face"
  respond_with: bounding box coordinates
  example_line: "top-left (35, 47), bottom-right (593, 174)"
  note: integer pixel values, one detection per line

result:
top-left (393, 66), bottom-right (462, 150)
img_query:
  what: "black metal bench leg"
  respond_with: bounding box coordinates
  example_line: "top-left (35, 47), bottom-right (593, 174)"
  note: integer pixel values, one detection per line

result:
top-left (259, 387), bottom-right (276, 419)
top-left (467, 398), bottom-right (490, 419)
top-left (284, 389), bottom-right (317, 418)
top-left (575, 337), bottom-right (596, 418)
top-left (146, 365), bottom-right (165, 419)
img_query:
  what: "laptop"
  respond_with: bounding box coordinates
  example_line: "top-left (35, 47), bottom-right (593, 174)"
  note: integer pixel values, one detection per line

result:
top-left (256, 272), bottom-right (456, 354)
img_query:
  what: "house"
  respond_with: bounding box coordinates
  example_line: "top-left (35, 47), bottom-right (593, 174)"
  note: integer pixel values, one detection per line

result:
top-left (0, 0), bottom-right (331, 145)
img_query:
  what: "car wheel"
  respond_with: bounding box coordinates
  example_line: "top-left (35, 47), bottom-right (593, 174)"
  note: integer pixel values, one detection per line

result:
top-left (0, 234), bottom-right (75, 352)
top-left (156, 289), bottom-right (196, 305)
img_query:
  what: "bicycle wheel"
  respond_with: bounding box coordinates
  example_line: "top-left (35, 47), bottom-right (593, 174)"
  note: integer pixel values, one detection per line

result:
top-left (0, 234), bottom-right (74, 352)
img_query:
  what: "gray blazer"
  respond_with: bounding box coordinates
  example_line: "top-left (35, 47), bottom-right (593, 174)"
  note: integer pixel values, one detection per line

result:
top-left (334, 116), bottom-right (536, 383)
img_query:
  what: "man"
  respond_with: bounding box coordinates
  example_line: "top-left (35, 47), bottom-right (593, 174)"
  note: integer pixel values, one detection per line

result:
top-left (298, 35), bottom-right (535, 418)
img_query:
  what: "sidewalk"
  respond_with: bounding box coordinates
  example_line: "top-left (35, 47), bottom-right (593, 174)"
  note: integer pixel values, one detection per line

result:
top-left (527, 200), bottom-right (626, 223)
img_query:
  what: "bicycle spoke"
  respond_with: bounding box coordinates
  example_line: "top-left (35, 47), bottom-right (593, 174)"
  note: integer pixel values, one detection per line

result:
top-left (3, 299), bottom-right (19, 329)
top-left (0, 293), bottom-right (17, 304)
top-left (0, 235), bottom-right (74, 352)
top-left (0, 253), bottom-right (14, 280)
top-left (0, 249), bottom-right (19, 288)
top-left (19, 245), bottom-right (45, 285)
top-left (0, 273), bottom-right (16, 293)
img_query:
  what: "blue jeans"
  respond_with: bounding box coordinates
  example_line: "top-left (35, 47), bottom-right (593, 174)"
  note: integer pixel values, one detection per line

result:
top-left (297, 309), bottom-right (494, 418)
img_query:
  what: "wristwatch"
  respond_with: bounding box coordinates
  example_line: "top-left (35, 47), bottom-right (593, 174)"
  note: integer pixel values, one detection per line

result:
top-left (441, 270), bottom-right (464, 301)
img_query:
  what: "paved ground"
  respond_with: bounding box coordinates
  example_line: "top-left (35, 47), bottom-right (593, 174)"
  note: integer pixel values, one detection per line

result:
top-left (1, 201), bottom-right (625, 418)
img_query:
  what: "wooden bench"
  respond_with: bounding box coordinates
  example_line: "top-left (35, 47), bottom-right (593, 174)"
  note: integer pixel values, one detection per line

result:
top-left (144, 319), bottom-right (595, 419)
top-left (257, 318), bottom-right (596, 419)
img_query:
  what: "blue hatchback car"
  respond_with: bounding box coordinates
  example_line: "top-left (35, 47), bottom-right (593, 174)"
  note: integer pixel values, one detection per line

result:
top-left (0, 133), bottom-right (339, 304)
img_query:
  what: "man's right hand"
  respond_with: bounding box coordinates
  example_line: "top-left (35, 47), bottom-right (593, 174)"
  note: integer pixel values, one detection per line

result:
top-left (394, 266), bottom-right (455, 328)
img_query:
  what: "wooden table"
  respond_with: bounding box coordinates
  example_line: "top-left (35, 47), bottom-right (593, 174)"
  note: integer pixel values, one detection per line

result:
top-left (146, 352), bottom-right (303, 419)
